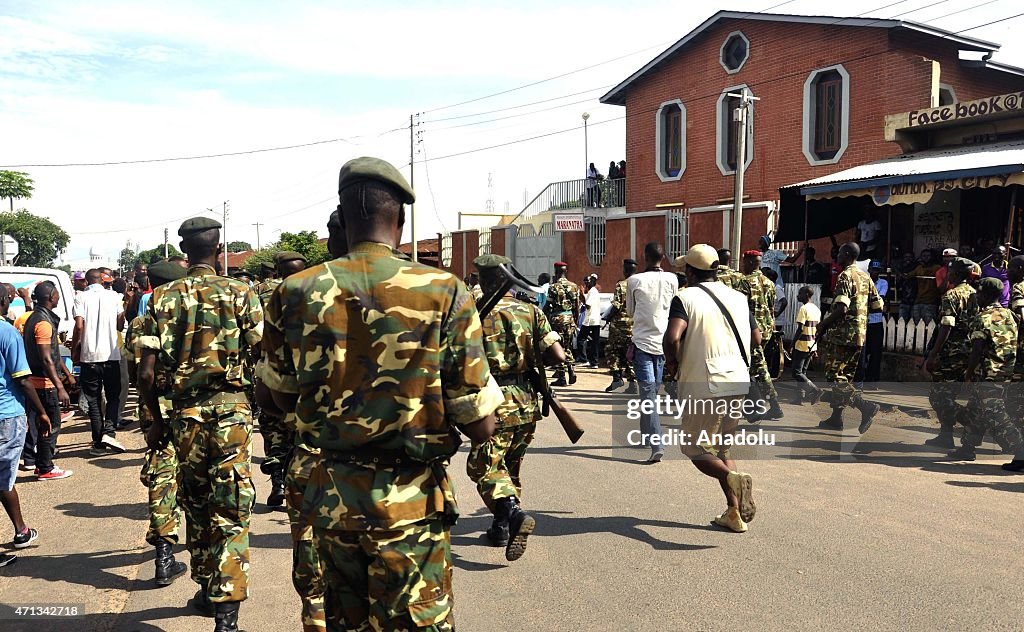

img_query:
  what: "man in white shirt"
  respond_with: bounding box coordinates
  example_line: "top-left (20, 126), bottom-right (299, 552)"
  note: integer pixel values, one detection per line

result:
top-left (626, 242), bottom-right (678, 463)
top-left (664, 244), bottom-right (758, 533)
top-left (580, 274), bottom-right (603, 369)
top-left (856, 208), bottom-right (884, 261)
top-left (72, 269), bottom-right (127, 455)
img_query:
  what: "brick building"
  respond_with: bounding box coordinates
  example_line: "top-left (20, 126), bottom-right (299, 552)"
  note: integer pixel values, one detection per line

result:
top-left (438, 10), bottom-right (1024, 284)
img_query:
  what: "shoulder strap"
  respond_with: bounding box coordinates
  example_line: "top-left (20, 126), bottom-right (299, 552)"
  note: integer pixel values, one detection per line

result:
top-left (696, 283), bottom-right (749, 367)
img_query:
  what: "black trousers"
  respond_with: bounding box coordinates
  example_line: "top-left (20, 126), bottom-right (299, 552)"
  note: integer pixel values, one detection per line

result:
top-left (81, 361), bottom-right (121, 446)
top-left (856, 322), bottom-right (884, 383)
top-left (26, 388), bottom-right (62, 473)
top-left (579, 325), bottom-right (601, 365)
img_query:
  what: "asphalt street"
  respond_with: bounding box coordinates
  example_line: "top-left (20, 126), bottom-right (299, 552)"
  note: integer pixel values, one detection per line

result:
top-left (0, 370), bottom-right (1021, 631)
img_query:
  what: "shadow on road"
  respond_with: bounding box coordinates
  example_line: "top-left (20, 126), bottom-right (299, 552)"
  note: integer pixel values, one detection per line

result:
top-left (0, 548), bottom-right (146, 591)
top-left (53, 502), bottom-right (148, 521)
top-left (946, 479), bottom-right (1024, 493)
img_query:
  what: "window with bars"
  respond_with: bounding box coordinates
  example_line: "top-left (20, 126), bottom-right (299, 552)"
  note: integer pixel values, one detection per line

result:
top-left (441, 233), bottom-right (453, 267)
top-left (665, 210), bottom-right (687, 261)
top-left (586, 216), bottom-right (606, 266)
top-left (813, 70), bottom-right (843, 159)
top-left (478, 230), bottom-right (491, 256)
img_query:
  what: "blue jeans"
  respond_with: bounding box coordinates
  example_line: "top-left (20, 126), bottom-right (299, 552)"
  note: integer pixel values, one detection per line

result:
top-left (911, 304), bottom-right (937, 324)
top-left (632, 349), bottom-right (665, 453)
top-left (0, 415), bottom-right (27, 491)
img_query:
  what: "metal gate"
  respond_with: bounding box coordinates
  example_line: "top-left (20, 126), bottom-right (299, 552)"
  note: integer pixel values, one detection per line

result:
top-left (509, 222), bottom-right (561, 284)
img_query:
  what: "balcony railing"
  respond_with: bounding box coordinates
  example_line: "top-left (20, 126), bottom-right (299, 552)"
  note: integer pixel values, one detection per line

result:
top-left (510, 177), bottom-right (626, 224)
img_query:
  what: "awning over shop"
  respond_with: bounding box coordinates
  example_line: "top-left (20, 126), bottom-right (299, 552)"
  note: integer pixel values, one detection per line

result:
top-left (777, 140), bottom-right (1024, 241)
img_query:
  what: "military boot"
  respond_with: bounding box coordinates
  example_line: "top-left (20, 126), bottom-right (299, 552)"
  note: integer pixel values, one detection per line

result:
top-left (154, 540), bottom-right (187, 588)
top-left (267, 469), bottom-right (286, 508)
top-left (818, 408), bottom-right (844, 430)
top-left (567, 365), bottom-right (577, 385)
top-left (1001, 458), bottom-right (1024, 472)
top-left (624, 380), bottom-right (638, 395)
top-left (190, 588), bottom-right (215, 617)
top-left (766, 398), bottom-right (784, 420)
top-left (485, 515), bottom-right (510, 547)
top-left (924, 427), bottom-right (955, 450)
top-left (496, 497), bottom-right (535, 562)
top-left (790, 390), bottom-right (805, 406)
top-left (605, 372), bottom-right (624, 393)
top-left (852, 395), bottom-right (879, 434)
top-left (947, 445), bottom-right (977, 461)
top-left (806, 388), bottom-right (823, 405)
top-left (214, 602), bottom-right (244, 632)
top-left (551, 370), bottom-right (567, 387)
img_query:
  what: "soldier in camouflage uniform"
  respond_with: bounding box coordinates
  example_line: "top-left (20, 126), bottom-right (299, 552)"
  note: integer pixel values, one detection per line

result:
top-left (815, 242), bottom-right (883, 434)
top-left (138, 217), bottom-right (263, 632)
top-left (260, 158), bottom-right (502, 632)
top-left (545, 261), bottom-right (581, 386)
top-left (949, 277), bottom-right (1024, 461)
top-left (716, 248), bottom-right (742, 290)
top-left (924, 259), bottom-right (977, 449)
top-left (604, 258), bottom-right (637, 393)
top-left (130, 260), bottom-right (189, 588)
top-left (738, 251), bottom-right (784, 420)
top-left (1003, 256), bottom-right (1024, 472)
top-left (467, 253), bottom-right (565, 559)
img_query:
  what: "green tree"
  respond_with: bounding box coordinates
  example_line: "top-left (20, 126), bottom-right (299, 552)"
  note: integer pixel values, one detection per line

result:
top-left (0, 171), bottom-right (34, 212)
top-left (277, 230), bottom-right (329, 266)
top-left (56, 264), bottom-right (72, 276)
top-left (243, 248), bottom-right (279, 277)
top-left (0, 209), bottom-right (70, 267)
top-left (227, 240), bottom-right (252, 253)
top-left (118, 247), bottom-right (137, 272)
top-left (135, 244), bottom-right (183, 266)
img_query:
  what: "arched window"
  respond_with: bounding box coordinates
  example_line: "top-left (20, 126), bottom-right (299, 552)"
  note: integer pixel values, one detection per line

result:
top-left (655, 100), bottom-right (686, 182)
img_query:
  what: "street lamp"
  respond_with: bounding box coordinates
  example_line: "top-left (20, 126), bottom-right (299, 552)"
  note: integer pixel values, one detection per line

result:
top-left (582, 112), bottom-right (590, 207)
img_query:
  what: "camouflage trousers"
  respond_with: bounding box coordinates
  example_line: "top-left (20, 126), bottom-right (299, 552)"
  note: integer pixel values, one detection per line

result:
top-left (286, 449), bottom-right (327, 632)
top-left (958, 384), bottom-right (1024, 453)
top-left (259, 409), bottom-right (293, 475)
top-left (823, 342), bottom-right (863, 409)
top-left (1005, 378), bottom-right (1024, 429)
top-left (465, 422), bottom-right (536, 513)
top-left (606, 323), bottom-right (635, 380)
top-left (750, 342), bottom-right (778, 399)
top-left (549, 313), bottom-right (576, 374)
top-left (172, 402), bottom-right (255, 603)
top-left (315, 519), bottom-right (454, 632)
top-left (139, 397), bottom-right (180, 546)
top-left (928, 360), bottom-right (967, 431)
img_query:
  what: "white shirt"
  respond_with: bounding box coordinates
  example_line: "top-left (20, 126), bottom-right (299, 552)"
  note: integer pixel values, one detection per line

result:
top-left (761, 249), bottom-right (787, 278)
top-left (626, 269), bottom-right (678, 356)
top-left (868, 278), bottom-right (888, 324)
top-left (774, 279), bottom-right (787, 327)
top-left (584, 287), bottom-right (603, 327)
top-left (673, 282), bottom-right (751, 399)
top-left (73, 284), bottom-right (124, 363)
top-left (858, 219), bottom-right (882, 244)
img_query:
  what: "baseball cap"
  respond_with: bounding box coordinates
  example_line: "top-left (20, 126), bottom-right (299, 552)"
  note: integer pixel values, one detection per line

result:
top-left (73, 271), bottom-right (85, 280)
top-left (942, 248), bottom-right (957, 256)
top-left (101, 273), bottom-right (114, 283)
top-left (683, 244), bottom-right (718, 271)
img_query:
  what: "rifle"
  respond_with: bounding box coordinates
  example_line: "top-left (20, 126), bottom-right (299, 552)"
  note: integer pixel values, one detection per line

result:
top-left (477, 263), bottom-right (585, 444)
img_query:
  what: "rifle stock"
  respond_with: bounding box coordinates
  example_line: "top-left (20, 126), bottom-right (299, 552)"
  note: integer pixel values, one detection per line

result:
top-left (526, 367), bottom-right (584, 444)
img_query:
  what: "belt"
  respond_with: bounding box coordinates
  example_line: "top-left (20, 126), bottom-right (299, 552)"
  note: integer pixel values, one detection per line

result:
top-left (322, 447), bottom-right (420, 466)
top-left (175, 390), bottom-right (250, 408)
top-left (494, 374), bottom-right (529, 387)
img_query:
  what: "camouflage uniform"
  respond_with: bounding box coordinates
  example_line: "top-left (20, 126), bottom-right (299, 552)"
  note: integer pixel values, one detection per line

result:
top-left (738, 270), bottom-right (778, 399)
top-left (606, 279), bottom-right (635, 381)
top-left (545, 277), bottom-right (581, 377)
top-left (1006, 281), bottom-right (1024, 424)
top-left (716, 264), bottom-right (743, 290)
top-left (822, 264), bottom-right (883, 409)
top-left (284, 414), bottom-right (327, 632)
top-left (959, 302), bottom-right (1024, 453)
top-left (253, 278), bottom-right (291, 476)
top-left (130, 313), bottom-right (182, 546)
top-left (466, 295), bottom-right (559, 511)
top-left (139, 265), bottom-right (263, 604)
top-left (259, 242), bottom-right (503, 631)
top-left (929, 282), bottom-right (977, 431)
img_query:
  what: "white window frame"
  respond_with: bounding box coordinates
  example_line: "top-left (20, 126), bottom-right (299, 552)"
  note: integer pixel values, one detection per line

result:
top-left (655, 99), bottom-right (686, 183)
top-left (802, 64), bottom-right (851, 166)
top-left (716, 85), bottom-right (755, 176)
top-left (586, 216), bottom-right (606, 266)
top-left (939, 83), bottom-right (957, 105)
top-left (719, 31), bottom-right (750, 75)
top-left (440, 233), bottom-right (453, 267)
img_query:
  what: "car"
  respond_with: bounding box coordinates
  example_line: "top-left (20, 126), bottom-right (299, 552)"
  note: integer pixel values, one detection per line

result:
top-left (0, 266), bottom-right (77, 338)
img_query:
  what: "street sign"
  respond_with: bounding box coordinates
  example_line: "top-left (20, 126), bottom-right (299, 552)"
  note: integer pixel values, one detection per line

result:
top-left (553, 213), bottom-right (585, 232)
top-left (0, 234), bottom-right (18, 265)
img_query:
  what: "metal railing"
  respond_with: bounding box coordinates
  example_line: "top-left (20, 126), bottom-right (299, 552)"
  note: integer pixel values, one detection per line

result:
top-left (510, 177), bottom-right (626, 224)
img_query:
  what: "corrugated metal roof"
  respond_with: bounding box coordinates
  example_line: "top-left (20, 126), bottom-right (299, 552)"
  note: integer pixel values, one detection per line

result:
top-left (785, 140), bottom-right (1024, 192)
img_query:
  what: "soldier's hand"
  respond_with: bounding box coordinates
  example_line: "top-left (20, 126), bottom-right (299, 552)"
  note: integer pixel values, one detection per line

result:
top-left (145, 421), bottom-right (170, 451)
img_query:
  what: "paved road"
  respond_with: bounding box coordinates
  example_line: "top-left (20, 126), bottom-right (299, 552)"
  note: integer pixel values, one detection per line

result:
top-left (0, 371), bottom-right (1021, 631)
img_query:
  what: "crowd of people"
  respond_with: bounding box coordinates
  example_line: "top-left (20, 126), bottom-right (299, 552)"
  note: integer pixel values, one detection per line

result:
top-left (585, 159), bottom-right (626, 207)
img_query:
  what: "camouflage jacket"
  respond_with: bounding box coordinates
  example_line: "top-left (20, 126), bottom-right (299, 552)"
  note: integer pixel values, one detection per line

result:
top-left (716, 265), bottom-right (742, 290)
top-left (255, 278), bottom-right (282, 307)
top-left (738, 270), bottom-right (777, 335)
top-left (258, 241), bottom-right (503, 530)
top-left (937, 282), bottom-right (978, 360)
top-left (481, 295), bottom-right (560, 429)
top-left (1012, 281), bottom-right (1024, 375)
top-left (969, 302), bottom-right (1018, 382)
top-left (545, 277), bottom-right (580, 316)
top-left (826, 264), bottom-right (883, 347)
top-left (139, 265), bottom-right (263, 404)
top-left (610, 279), bottom-right (632, 327)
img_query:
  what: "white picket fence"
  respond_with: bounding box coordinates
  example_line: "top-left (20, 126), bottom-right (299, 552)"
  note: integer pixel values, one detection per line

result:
top-left (882, 316), bottom-right (936, 354)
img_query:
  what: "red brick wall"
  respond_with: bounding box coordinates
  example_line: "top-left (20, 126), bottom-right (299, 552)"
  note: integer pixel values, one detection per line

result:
top-left (490, 227), bottom-right (510, 257)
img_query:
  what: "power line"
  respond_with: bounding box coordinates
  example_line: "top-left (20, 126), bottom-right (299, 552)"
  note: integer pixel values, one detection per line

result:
top-left (926, 0), bottom-right (1001, 22)
top-left (423, 85), bottom-right (614, 124)
top-left (418, 134), bottom-right (447, 233)
top-left (426, 95), bottom-right (605, 132)
top-left (956, 10), bottom-right (1023, 32)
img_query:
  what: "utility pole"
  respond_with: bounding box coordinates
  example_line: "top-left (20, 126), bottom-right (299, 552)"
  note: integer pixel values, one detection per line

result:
top-left (729, 89), bottom-right (758, 270)
top-left (252, 222), bottom-right (263, 250)
top-left (223, 201), bottom-right (230, 274)
top-left (409, 114), bottom-right (418, 262)
top-left (163, 227), bottom-right (168, 259)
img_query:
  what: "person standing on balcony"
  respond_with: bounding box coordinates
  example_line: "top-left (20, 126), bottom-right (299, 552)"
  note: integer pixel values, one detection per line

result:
top-left (607, 161), bottom-right (622, 206)
top-left (608, 161), bottom-right (620, 179)
top-left (924, 259), bottom-right (977, 450)
top-left (586, 163), bottom-right (602, 208)
top-left (546, 262), bottom-right (581, 386)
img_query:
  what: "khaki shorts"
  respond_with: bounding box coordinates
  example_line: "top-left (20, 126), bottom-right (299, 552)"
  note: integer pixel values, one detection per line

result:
top-left (681, 396), bottom-right (741, 459)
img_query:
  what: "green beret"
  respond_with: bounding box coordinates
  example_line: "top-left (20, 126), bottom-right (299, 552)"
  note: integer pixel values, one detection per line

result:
top-left (978, 277), bottom-right (1005, 294)
top-left (148, 260), bottom-right (188, 285)
top-left (338, 157), bottom-right (415, 205)
top-left (473, 254), bottom-right (511, 270)
top-left (260, 261), bottom-right (276, 272)
top-left (233, 270), bottom-right (254, 280)
top-left (177, 216), bottom-right (222, 237)
top-left (274, 250), bottom-right (306, 265)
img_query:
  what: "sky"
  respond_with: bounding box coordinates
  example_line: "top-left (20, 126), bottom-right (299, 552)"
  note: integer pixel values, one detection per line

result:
top-left (1, 0), bottom-right (1022, 265)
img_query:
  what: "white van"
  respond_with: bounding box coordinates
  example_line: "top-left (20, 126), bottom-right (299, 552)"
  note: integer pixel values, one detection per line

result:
top-left (0, 266), bottom-right (77, 338)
